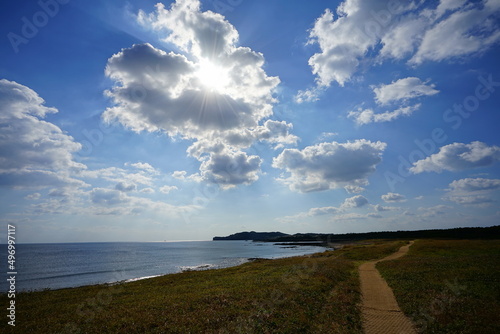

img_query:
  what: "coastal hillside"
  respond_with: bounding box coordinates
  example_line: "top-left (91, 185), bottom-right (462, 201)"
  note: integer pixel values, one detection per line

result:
top-left (213, 231), bottom-right (289, 241)
top-left (215, 226), bottom-right (500, 243)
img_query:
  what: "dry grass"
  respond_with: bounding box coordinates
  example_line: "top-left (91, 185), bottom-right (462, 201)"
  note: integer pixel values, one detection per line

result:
top-left (377, 239), bottom-right (500, 334)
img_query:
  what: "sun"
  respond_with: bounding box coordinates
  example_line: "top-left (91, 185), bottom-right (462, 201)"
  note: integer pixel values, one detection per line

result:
top-left (195, 59), bottom-right (230, 93)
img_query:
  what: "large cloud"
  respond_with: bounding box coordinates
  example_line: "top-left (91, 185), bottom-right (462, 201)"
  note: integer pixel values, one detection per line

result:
top-left (272, 140), bottom-right (386, 193)
top-left (410, 141), bottom-right (500, 173)
top-left (303, 0), bottom-right (500, 89)
top-left (0, 79), bottom-right (87, 189)
top-left (103, 0), bottom-right (293, 188)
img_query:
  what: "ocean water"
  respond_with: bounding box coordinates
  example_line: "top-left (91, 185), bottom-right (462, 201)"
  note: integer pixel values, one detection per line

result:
top-left (1, 241), bottom-right (326, 292)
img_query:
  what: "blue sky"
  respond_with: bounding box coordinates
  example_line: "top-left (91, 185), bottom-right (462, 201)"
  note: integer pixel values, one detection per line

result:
top-left (1, 0), bottom-right (499, 243)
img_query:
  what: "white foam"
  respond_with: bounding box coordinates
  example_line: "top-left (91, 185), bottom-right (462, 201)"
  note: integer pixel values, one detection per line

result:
top-left (124, 275), bottom-right (162, 283)
top-left (180, 264), bottom-right (215, 272)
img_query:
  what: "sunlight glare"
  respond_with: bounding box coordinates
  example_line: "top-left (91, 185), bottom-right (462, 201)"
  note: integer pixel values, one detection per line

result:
top-left (195, 59), bottom-right (230, 93)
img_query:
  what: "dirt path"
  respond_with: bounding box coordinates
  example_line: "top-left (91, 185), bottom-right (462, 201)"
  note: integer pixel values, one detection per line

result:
top-left (359, 241), bottom-right (416, 334)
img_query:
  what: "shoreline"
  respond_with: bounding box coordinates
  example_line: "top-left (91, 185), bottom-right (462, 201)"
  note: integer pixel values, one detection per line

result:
top-left (9, 245), bottom-right (332, 294)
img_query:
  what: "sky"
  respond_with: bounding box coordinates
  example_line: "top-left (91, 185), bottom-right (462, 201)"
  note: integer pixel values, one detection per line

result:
top-left (1, 0), bottom-right (499, 243)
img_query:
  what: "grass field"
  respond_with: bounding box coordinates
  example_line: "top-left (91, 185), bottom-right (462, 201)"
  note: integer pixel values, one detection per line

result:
top-left (377, 239), bottom-right (500, 334)
top-left (0, 240), bottom-right (406, 334)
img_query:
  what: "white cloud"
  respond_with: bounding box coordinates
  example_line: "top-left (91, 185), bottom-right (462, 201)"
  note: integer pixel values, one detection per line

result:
top-left (445, 195), bottom-right (494, 206)
top-left (341, 195), bottom-right (369, 208)
top-left (418, 205), bottom-right (452, 217)
top-left (306, 1), bottom-right (401, 87)
top-left (344, 185), bottom-right (365, 194)
top-left (0, 81), bottom-right (204, 220)
top-left (372, 204), bottom-right (399, 212)
top-left (172, 171), bottom-right (188, 180)
top-left (348, 104), bottom-right (420, 125)
top-left (348, 77), bottom-right (437, 125)
top-left (448, 178), bottom-right (500, 192)
top-left (273, 140), bottom-right (386, 193)
top-left (443, 177), bottom-right (500, 207)
top-left (0, 79), bottom-right (87, 190)
top-left (410, 141), bottom-right (500, 173)
top-left (48, 188), bottom-right (69, 197)
top-left (25, 193), bottom-right (41, 200)
top-left (127, 162), bottom-right (159, 174)
top-left (330, 212), bottom-right (383, 221)
top-left (199, 149), bottom-right (261, 189)
top-left (431, 0), bottom-right (469, 20)
top-left (379, 16), bottom-right (428, 60)
top-left (91, 188), bottom-right (129, 206)
top-left (103, 0), bottom-right (293, 188)
top-left (305, 0), bottom-right (500, 89)
top-left (159, 185), bottom-right (178, 194)
top-left (171, 170), bottom-right (202, 182)
top-left (115, 182), bottom-right (137, 192)
top-left (84, 187), bottom-right (197, 217)
top-left (278, 195), bottom-right (368, 222)
top-left (381, 192), bottom-right (407, 203)
top-left (410, 0), bottom-right (500, 65)
top-left (223, 120), bottom-right (298, 149)
top-left (139, 187), bottom-right (155, 194)
top-left (81, 166), bottom-right (156, 187)
top-left (372, 77), bottom-right (439, 105)
top-left (308, 206), bottom-right (340, 216)
top-left (294, 87), bottom-right (323, 103)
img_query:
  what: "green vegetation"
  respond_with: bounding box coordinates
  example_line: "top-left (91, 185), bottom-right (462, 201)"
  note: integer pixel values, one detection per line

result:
top-left (0, 240), bottom-right (404, 334)
top-left (377, 239), bottom-right (500, 334)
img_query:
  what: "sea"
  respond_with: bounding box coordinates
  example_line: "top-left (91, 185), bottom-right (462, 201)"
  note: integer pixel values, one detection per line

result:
top-left (1, 240), bottom-right (326, 292)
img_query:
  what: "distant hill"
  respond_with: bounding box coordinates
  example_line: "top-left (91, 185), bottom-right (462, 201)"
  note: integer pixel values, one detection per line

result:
top-left (213, 226), bottom-right (500, 243)
top-left (267, 225), bottom-right (500, 242)
top-left (213, 231), bottom-right (289, 241)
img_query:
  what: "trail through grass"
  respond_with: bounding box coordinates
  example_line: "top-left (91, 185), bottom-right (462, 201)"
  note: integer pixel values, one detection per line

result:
top-left (377, 239), bottom-right (500, 334)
